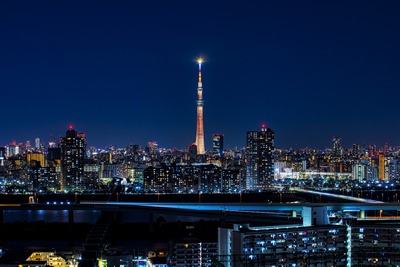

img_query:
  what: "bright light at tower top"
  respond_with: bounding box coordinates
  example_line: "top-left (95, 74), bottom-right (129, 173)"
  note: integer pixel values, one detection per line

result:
top-left (197, 57), bottom-right (204, 64)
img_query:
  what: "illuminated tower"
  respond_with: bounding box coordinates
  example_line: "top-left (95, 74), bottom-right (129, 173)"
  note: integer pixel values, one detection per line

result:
top-left (195, 58), bottom-right (205, 155)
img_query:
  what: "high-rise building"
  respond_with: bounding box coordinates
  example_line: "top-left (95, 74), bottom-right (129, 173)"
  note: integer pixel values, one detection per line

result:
top-left (25, 140), bottom-right (31, 152)
top-left (0, 147), bottom-right (5, 166)
top-left (6, 141), bottom-right (20, 157)
top-left (378, 152), bottom-right (387, 180)
top-left (388, 159), bottom-right (400, 180)
top-left (195, 58), bottom-right (205, 155)
top-left (245, 124), bottom-right (274, 190)
top-left (352, 161), bottom-right (369, 181)
top-left (212, 134), bottom-right (224, 156)
top-left (35, 137), bottom-right (40, 151)
top-left (332, 136), bottom-right (342, 157)
top-left (60, 126), bottom-right (86, 192)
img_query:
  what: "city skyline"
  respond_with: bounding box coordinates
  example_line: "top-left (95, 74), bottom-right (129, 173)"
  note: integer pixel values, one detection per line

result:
top-left (3, 126), bottom-right (400, 151)
top-left (1, 1), bottom-right (400, 149)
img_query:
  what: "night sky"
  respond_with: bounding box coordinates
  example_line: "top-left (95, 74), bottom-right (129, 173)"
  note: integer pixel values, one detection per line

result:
top-left (1, 1), bottom-right (400, 150)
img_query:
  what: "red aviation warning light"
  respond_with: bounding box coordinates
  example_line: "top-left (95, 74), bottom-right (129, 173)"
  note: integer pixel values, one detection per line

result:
top-left (261, 123), bottom-right (267, 131)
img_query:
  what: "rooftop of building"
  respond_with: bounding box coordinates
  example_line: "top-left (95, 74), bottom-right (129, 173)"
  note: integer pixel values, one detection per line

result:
top-left (228, 223), bottom-right (347, 233)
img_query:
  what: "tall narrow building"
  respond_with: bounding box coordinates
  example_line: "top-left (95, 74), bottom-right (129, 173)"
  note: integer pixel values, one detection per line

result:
top-left (60, 126), bottom-right (87, 192)
top-left (212, 134), bottom-right (224, 156)
top-left (195, 58), bottom-right (205, 155)
top-left (246, 124), bottom-right (274, 190)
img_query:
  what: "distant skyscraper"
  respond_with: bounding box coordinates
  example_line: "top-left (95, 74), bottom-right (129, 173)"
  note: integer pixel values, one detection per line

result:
top-left (332, 136), bottom-right (342, 156)
top-left (246, 124), bottom-right (274, 190)
top-left (6, 141), bottom-right (20, 157)
top-left (35, 137), bottom-right (40, 150)
top-left (60, 126), bottom-right (86, 192)
top-left (0, 147), bottom-right (5, 166)
top-left (146, 141), bottom-right (159, 154)
top-left (195, 58), bottom-right (205, 155)
top-left (25, 140), bottom-right (31, 152)
top-left (212, 134), bottom-right (224, 156)
top-left (378, 152), bottom-right (387, 180)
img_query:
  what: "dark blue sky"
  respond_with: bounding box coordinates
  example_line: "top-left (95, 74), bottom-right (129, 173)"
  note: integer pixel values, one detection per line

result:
top-left (1, 1), bottom-right (400, 149)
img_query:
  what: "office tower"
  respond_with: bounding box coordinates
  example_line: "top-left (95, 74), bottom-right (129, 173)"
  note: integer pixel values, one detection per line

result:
top-left (332, 136), bottom-right (342, 156)
top-left (245, 124), bottom-right (274, 190)
top-left (25, 140), bottom-right (31, 152)
top-left (378, 152), bottom-right (387, 180)
top-left (0, 147), bottom-right (5, 166)
top-left (352, 161), bottom-right (368, 181)
top-left (35, 137), bottom-right (40, 150)
top-left (388, 159), bottom-right (400, 180)
top-left (195, 58), bottom-right (205, 155)
top-left (212, 134), bottom-right (224, 156)
top-left (6, 141), bottom-right (20, 157)
top-left (60, 126), bottom-right (86, 192)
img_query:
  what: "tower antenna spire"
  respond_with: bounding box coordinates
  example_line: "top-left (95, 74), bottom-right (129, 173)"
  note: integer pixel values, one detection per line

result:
top-left (197, 58), bottom-right (203, 88)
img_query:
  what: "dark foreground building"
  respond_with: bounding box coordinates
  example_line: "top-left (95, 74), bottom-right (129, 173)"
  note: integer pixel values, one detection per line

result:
top-left (245, 124), bottom-right (274, 190)
top-left (60, 126), bottom-right (87, 192)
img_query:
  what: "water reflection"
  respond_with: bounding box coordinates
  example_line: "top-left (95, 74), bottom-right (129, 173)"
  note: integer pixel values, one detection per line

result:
top-left (4, 210), bottom-right (101, 224)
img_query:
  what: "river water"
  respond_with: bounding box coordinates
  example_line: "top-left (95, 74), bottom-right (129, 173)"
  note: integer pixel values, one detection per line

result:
top-left (3, 210), bottom-right (205, 224)
top-left (3, 210), bottom-right (101, 223)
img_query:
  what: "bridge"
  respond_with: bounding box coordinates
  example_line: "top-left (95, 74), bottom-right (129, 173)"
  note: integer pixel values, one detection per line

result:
top-left (0, 188), bottom-right (399, 225)
top-left (0, 200), bottom-right (400, 221)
